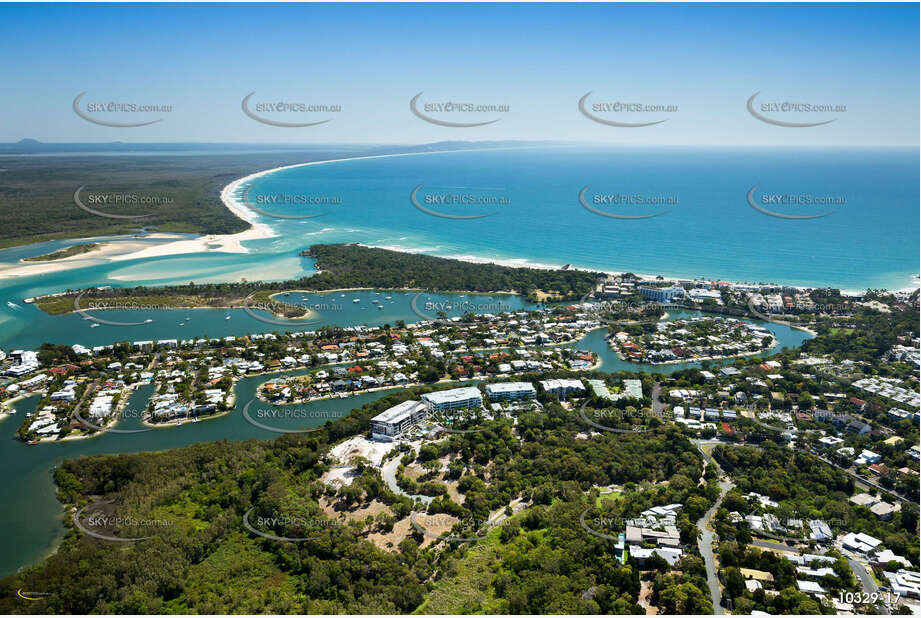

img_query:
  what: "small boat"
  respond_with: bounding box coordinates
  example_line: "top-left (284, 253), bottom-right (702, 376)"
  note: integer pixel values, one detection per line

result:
top-left (377, 305), bottom-right (384, 310)
top-left (191, 418), bottom-right (199, 423)
top-left (353, 299), bottom-right (360, 303)
top-left (225, 315), bottom-right (231, 320)
top-left (90, 323), bottom-right (100, 328)
top-left (6, 301), bottom-right (20, 309)
top-left (385, 296), bottom-right (392, 300)
top-left (28, 440), bottom-right (39, 445)
top-left (143, 319), bottom-right (153, 323)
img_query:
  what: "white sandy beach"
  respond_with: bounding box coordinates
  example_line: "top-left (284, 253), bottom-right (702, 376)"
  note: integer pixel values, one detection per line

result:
top-left (1, 147), bottom-right (916, 295)
top-left (0, 241), bottom-right (149, 279)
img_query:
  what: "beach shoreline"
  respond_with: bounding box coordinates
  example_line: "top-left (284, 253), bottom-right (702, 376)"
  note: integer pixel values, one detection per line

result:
top-left (0, 148), bottom-right (916, 294)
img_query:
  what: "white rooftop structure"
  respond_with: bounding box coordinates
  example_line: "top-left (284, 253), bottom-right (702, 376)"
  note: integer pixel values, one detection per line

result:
top-left (884, 569), bottom-right (921, 599)
top-left (841, 531), bottom-right (883, 554)
top-left (370, 400), bottom-right (428, 440)
top-left (485, 382), bottom-right (536, 401)
top-left (796, 580), bottom-right (826, 595)
top-left (421, 386), bottom-right (483, 411)
top-left (539, 378), bottom-right (584, 397)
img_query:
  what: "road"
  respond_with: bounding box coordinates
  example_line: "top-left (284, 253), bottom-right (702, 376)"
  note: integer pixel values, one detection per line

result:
top-left (809, 451), bottom-right (911, 505)
top-left (697, 477), bottom-right (734, 615)
top-left (751, 539), bottom-right (797, 552)
top-left (694, 440), bottom-right (735, 615)
top-left (381, 456), bottom-right (434, 506)
top-left (651, 382), bottom-right (665, 416)
top-left (848, 557), bottom-right (890, 615)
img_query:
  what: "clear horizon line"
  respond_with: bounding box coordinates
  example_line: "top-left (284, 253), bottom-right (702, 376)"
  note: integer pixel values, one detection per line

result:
top-left (2, 139), bottom-right (917, 149)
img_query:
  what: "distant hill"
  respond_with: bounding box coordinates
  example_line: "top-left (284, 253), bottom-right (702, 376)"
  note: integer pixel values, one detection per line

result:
top-left (0, 139), bottom-right (564, 155)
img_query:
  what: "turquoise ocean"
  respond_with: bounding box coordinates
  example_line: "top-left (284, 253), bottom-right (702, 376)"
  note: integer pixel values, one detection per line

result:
top-left (0, 145), bottom-right (914, 576)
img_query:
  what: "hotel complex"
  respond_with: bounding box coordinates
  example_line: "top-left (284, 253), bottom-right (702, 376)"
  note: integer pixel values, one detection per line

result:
top-left (420, 386), bottom-right (483, 412)
top-left (484, 382), bottom-right (537, 402)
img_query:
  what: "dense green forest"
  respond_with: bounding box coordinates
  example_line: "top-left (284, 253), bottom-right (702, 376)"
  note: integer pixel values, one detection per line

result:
top-left (36, 244), bottom-right (600, 314)
top-left (301, 244), bottom-right (600, 299)
top-left (0, 151), bottom-right (376, 249)
top-left (0, 142), bottom-right (550, 250)
top-left (802, 303), bottom-right (919, 361)
top-left (0, 381), bottom-right (713, 614)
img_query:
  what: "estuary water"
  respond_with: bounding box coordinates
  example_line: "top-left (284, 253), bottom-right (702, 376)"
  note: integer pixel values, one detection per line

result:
top-left (0, 307), bottom-right (810, 577)
top-left (0, 144), bottom-right (881, 576)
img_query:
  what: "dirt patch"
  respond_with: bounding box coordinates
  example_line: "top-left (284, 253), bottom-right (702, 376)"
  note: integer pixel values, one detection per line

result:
top-left (319, 497), bottom-right (392, 525)
top-left (365, 514), bottom-right (413, 551)
top-left (329, 435), bottom-right (398, 467)
top-left (321, 466), bottom-right (358, 487)
top-left (639, 579), bottom-right (659, 615)
top-left (443, 479), bottom-right (466, 505)
top-left (404, 464), bottom-right (423, 481)
top-left (365, 512), bottom-right (466, 551)
top-left (412, 512), bottom-right (461, 546)
top-left (533, 290), bottom-right (563, 302)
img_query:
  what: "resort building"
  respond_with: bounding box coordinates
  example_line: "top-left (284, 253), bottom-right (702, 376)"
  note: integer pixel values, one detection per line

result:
top-left (639, 286), bottom-right (684, 303)
top-left (539, 378), bottom-right (585, 398)
top-left (485, 382), bottom-right (536, 402)
top-left (421, 386), bottom-right (483, 412)
top-left (370, 400), bottom-right (428, 441)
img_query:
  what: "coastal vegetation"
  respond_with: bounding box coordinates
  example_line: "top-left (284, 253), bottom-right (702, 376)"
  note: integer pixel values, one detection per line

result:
top-left (34, 244), bottom-right (600, 314)
top-left (2, 285), bottom-right (918, 613)
top-left (712, 444), bottom-right (919, 564)
top-left (22, 243), bottom-right (100, 262)
top-left (0, 383), bottom-right (714, 614)
top-left (0, 142), bottom-right (537, 250)
top-left (0, 155), bottom-right (266, 249)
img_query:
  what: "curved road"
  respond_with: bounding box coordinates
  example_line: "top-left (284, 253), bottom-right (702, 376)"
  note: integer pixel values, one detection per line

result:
top-left (694, 440), bottom-right (735, 615)
top-left (381, 456), bottom-right (434, 506)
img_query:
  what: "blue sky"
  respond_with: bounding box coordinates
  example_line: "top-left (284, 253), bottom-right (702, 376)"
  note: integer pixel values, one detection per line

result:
top-left (0, 3), bottom-right (917, 146)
